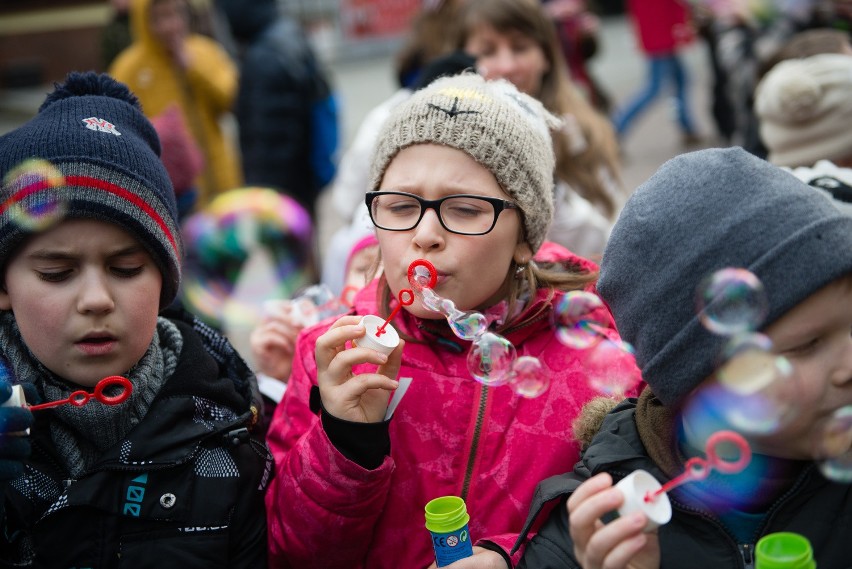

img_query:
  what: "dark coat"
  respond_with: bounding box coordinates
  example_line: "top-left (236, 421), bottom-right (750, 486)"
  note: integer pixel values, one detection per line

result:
top-left (516, 399), bottom-right (852, 568)
top-left (1, 314), bottom-right (272, 568)
top-left (234, 15), bottom-right (337, 210)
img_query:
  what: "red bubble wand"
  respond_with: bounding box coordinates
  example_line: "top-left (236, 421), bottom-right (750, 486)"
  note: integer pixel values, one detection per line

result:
top-left (374, 259), bottom-right (438, 338)
top-left (644, 430), bottom-right (752, 503)
top-left (28, 375), bottom-right (132, 411)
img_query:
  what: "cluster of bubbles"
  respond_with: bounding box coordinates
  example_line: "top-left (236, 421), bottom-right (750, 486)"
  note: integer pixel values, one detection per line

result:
top-left (550, 290), bottom-right (641, 397)
top-left (690, 268), bottom-right (851, 483)
top-left (408, 262), bottom-right (548, 398)
top-left (692, 268), bottom-right (798, 436)
top-left (2, 159), bottom-right (68, 232)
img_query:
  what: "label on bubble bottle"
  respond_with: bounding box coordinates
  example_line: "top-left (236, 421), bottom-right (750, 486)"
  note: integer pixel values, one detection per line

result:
top-left (425, 496), bottom-right (474, 567)
top-left (429, 524), bottom-right (473, 566)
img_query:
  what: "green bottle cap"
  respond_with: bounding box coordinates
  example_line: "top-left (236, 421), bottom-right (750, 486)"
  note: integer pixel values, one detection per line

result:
top-left (425, 496), bottom-right (470, 534)
top-left (755, 532), bottom-right (816, 569)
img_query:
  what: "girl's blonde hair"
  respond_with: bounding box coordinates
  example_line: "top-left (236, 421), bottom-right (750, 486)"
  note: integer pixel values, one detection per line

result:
top-left (456, 0), bottom-right (624, 218)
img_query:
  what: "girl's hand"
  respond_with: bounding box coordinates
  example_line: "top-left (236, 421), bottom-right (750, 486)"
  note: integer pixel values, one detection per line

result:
top-left (316, 315), bottom-right (404, 423)
top-left (567, 473), bottom-right (660, 569)
top-left (250, 301), bottom-right (303, 381)
top-left (425, 546), bottom-right (509, 569)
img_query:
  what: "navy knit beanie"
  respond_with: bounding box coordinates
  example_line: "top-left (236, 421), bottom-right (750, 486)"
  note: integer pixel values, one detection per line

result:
top-left (0, 72), bottom-right (182, 308)
top-left (598, 147), bottom-right (852, 407)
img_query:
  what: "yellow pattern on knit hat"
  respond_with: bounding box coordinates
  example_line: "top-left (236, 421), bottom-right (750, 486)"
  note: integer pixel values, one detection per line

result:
top-left (369, 73), bottom-right (560, 253)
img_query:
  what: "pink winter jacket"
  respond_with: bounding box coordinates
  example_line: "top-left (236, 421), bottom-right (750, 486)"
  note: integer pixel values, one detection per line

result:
top-left (265, 252), bottom-right (640, 568)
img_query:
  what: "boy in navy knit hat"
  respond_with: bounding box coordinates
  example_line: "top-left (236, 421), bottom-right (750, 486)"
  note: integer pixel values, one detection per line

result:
top-left (515, 147), bottom-right (852, 568)
top-left (0, 72), bottom-right (269, 567)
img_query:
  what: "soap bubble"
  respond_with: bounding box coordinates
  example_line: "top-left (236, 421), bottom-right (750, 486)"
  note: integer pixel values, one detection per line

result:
top-left (410, 265), bottom-right (433, 290)
top-left (508, 356), bottom-right (550, 398)
top-left (552, 291), bottom-right (607, 349)
top-left (696, 268), bottom-right (768, 336)
top-left (2, 159), bottom-right (67, 232)
top-left (419, 287), bottom-right (446, 314)
top-left (268, 283), bottom-right (347, 328)
top-left (586, 339), bottom-right (640, 396)
top-left (467, 332), bottom-right (516, 386)
top-left (448, 311), bottom-right (488, 340)
top-left (712, 334), bottom-right (800, 435)
top-left (181, 187), bottom-right (314, 330)
top-left (816, 406), bottom-right (852, 483)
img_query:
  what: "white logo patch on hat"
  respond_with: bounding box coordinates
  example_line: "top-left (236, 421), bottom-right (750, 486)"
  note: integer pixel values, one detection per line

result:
top-left (82, 117), bottom-right (121, 136)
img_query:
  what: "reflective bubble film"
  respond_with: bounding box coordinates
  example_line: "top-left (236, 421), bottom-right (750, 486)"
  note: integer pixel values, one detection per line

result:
top-left (553, 291), bottom-right (607, 349)
top-left (696, 268), bottom-right (768, 336)
top-left (817, 406), bottom-right (852, 483)
top-left (448, 311), bottom-right (488, 340)
top-left (3, 159), bottom-right (68, 232)
top-left (419, 287), bottom-right (445, 313)
top-left (467, 332), bottom-right (516, 386)
top-left (508, 356), bottom-right (550, 398)
top-left (713, 335), bottom-right (799, 435)
top-left (586, 338), bottom-right (640, 396)
top-left (181, 187), bottom-right (313, 330)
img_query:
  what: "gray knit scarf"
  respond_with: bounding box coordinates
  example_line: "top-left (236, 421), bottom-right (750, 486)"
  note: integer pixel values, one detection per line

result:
top-left (0, 311), bottom-right (182, 478)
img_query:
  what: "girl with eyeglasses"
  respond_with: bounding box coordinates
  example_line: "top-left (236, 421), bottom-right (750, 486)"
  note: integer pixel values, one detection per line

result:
top-left (264, 73), bottom-right (640, 569)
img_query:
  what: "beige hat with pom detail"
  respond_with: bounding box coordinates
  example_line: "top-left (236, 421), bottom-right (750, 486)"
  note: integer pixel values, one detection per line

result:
top-left (368, 72), bottom-right (560, 253)
top-left (755, 53), bottom-right (852, 167)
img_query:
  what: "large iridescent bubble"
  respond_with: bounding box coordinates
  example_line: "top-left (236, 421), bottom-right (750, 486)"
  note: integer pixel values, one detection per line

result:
top-left (467, 332), bottom-right (516, 386)
top-left (2, 159), bottom-right (67, 232)
top-left (586, 338), bottom-right (641, 396)
top-left (181, 188), bottom-right (314, 360)
top-left (712, 333), bottom-right (800, 435)
top-left (552, 291), bottom-right (607, 349)
top-left (696, 268), bottom-right (768, 336)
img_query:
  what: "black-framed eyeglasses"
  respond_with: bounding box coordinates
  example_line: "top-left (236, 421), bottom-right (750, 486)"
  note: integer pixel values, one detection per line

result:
top-left (365, 191), bottom-right (519, 236)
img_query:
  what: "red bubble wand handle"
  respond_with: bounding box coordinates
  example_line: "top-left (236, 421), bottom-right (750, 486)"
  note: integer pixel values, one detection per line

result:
top-left (375, 289), bottom-right (414, 337)
top-left (28, 375), bottom-right (132, 411)
top-left (373, 259), bottom-right (439, 338)
top-left (645, 430), bottom-right (752, 502)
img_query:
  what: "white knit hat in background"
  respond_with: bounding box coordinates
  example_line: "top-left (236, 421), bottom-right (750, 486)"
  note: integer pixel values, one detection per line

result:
top-left (755, 53), bottom-right (852, 167)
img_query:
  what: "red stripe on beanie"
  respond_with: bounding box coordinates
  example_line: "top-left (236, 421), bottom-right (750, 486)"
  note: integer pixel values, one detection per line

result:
top-left (1, 174), bottom-right (179, 259)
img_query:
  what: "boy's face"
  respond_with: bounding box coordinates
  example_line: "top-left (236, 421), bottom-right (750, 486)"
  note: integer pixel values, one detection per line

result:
top-left (755, 276), bottom-right (852, 459)
top-left (0, 219), bottom-right (162, 387)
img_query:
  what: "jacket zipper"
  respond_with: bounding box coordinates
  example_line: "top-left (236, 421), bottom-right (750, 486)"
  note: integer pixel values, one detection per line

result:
top-left (461, 383), bottom-right (489, 502)
top-left (457, 305), bottom-right (549, 500)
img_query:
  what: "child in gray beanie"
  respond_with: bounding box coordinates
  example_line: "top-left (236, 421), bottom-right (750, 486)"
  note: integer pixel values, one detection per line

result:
top-left (515, 147), bottom-right (852, 568)
top-left (0, 72), bottom-right (269, 566)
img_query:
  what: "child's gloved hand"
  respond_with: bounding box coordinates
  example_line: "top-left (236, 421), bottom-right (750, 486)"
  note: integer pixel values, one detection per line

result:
top-left (0, 381), bottom-right (34, 481)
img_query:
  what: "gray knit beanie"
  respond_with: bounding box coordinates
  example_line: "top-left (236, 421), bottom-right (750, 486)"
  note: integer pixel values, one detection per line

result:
top-left (0, 72), bottom-right (181, 308)
top-left (598, 147), bottom-right (852, 407)
top-left (369, 73), bottom-right (559, 253)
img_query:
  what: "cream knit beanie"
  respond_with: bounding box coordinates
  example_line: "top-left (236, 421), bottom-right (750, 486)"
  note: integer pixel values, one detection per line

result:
top-left (755, 53), bottom-right (852, 167)
top-left (368, 73), bottom-right (560, 253)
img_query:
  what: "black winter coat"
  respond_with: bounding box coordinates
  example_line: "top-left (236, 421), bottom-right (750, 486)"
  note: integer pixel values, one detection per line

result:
top-left (235, 17), bottom-right (335, 210)
top-left (516, 399), bottom-right (852, 568)
top-left (0, 314), bottom-right (272, 568)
